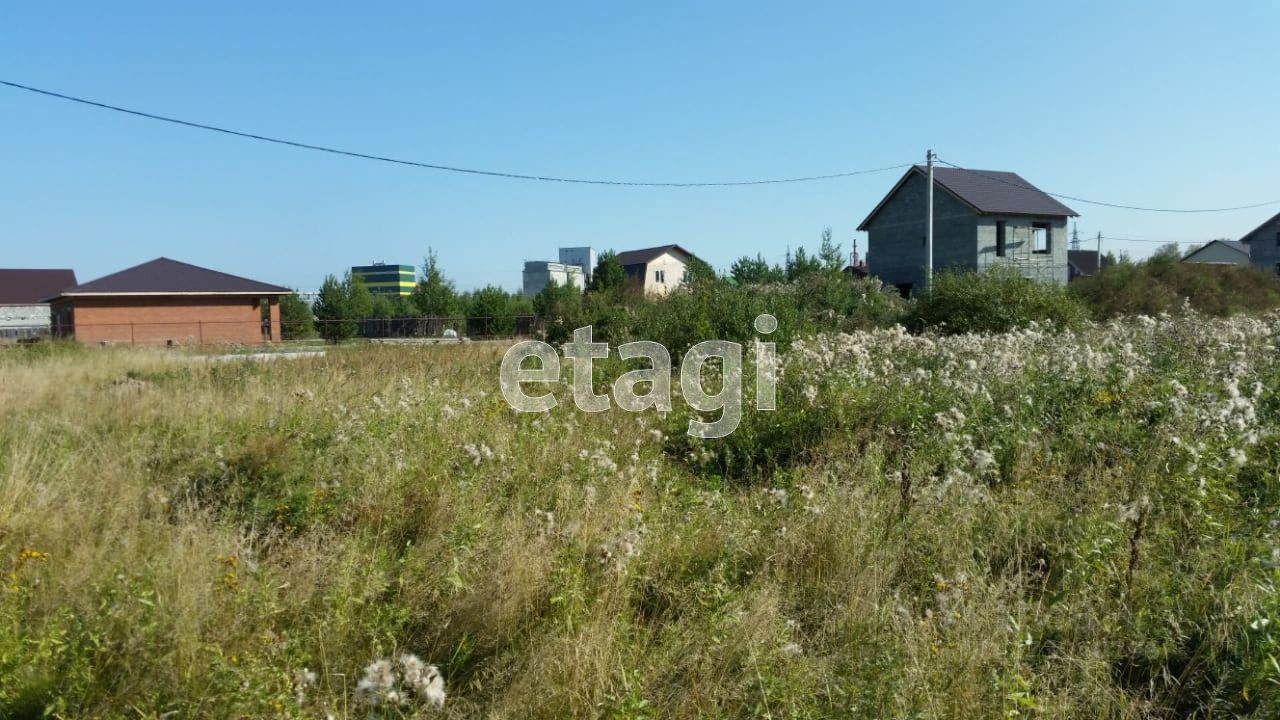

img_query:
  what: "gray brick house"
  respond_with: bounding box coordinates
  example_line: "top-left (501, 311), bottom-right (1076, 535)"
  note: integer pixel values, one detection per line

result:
top-left (857, 166), bottom-right (1078, 294)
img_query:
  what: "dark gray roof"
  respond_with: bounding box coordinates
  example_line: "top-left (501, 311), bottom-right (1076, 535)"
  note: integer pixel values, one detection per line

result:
top-left (1067, 250), bottom-right (1102, 276)
top-left (1217, 240), bottom-right (1251, 255)
top-left (0, 269), bottom-right (78, 304)
top-left (859, 166), bottom-right (1078, 230)
top-left (614, 244), bottom-right (696, 267)
top-left (54, 258), bottom-right (290, 297)
top-left (931, 167), bottom-right (1078, 216)
top-left (1239, 210), bottom-right (1280, 243)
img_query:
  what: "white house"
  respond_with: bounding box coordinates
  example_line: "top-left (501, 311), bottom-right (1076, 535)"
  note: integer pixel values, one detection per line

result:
top-left (615, 245), bottom-right (700, 296)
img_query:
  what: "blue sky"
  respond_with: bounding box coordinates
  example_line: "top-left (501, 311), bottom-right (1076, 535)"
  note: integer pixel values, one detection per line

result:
top-left (2, 1), bottom-right (1277, 291)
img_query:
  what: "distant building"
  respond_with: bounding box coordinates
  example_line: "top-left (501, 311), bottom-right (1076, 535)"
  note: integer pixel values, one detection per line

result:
top-left (858, 166), bottom-right (1078, 295)
top-left (558, 247), bottom-right (597, 283)
top-left (843, 261), bottom-right (869, 279)
top-left (1236, 211), bottom-right (1280, 274)
top-left (523, 261), bottom-right (585, 297)
top-left (351, 263), bottom-right (416, 297)
top-left (1067, 249), bottom-right (1111, 281)
top-left (1182, 240), bottom-right (1252, 266)
top-left (0, 268), bottom-right (77, 340)
top-left (47, 257), bottom-right (289, 346)
top-left (844, 239), bottom-right (869, 278)
top-left (616, 245), bottom-right (700, 296)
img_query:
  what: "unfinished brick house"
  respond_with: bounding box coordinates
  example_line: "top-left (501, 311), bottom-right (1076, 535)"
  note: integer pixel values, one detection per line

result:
top-left (47, 258), bottom-right (290, 346)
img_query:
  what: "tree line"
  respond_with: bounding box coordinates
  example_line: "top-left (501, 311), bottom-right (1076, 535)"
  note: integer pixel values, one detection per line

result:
top-left (280, 229), bottom-right (899, 344)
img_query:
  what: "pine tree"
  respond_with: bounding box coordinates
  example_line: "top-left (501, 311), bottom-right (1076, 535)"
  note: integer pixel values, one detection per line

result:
top-left (411, 248), bottom-right (461, 317)
top-left (314, 274), bottom-right (354, 343)
top-left (279, 292), bottom-right (317, 340)
top-left (588, 251), bottom-right (627, 294)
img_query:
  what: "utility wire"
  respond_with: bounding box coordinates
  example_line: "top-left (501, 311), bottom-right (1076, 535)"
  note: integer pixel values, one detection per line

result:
top-left (1099, 235), bottom-right (1206, 245)
top-left (0, 79), bottom-right (912, 187)
top-left (936, 158), bottom-right (1280, 213)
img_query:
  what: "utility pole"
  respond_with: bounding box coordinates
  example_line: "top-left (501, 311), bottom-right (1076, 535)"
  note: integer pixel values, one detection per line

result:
top-left (1096, 231), bottom-right (1103, 265)
top-left (925, 148), bottom-right (936, 291)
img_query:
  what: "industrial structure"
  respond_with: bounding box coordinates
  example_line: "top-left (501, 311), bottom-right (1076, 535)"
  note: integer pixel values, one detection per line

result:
top-left (522, 261), bottom-right (585, 297)
top-left (521, 247), bottom-right (596, 297)
top-left (351, 263), bottom-right (416, 297)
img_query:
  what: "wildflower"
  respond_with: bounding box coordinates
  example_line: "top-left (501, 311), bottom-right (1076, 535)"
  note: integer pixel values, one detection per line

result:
top-left (293, 668), bottom-right (318, 704)
top-left (533, 509), bottom-right (556, 537)
top-left (1228, 447), bottom-right (1248, 467)
top-left (462, 442), bottom-right (494, 466)
top-left (396, 654), bottom-right (446, 707)
top-left (763, 487), bottom-right (788, 507)
top-left (355, 659), bottom-right (397, 706)
top-left (972, 449), bottom-right (996, 473)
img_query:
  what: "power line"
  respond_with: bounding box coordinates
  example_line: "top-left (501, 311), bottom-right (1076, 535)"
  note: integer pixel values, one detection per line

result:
top-left (1098, 235), bottom-right (1206, 245)
top-left (936, 158), bottom-right (1280, 214)
top-left (0, 79), bottom-right (912, 187)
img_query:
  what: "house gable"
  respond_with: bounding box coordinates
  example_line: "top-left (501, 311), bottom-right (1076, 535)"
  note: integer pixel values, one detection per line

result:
top-left (1183, 240), bottom-right (1252, 265)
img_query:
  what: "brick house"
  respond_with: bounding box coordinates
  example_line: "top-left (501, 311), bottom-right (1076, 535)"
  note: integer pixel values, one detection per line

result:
top-left (47, 258), bottom-right (290, 346)
top-left (857, 166), bottom-right (1078, 294)
top-left (0, 268), bottom-right (77, 340)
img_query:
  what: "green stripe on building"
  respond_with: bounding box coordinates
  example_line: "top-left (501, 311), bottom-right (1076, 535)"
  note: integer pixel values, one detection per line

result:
top-left (351, 264), bottom-right (417, 297)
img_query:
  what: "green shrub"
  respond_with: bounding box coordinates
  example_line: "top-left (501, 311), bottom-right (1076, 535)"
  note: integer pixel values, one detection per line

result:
top-left (907, 266), bottom-right (1090, 334)
top-left (279, 292), bottom-right (317, 340)
top-left (549, 274), bottom-right (906, 358)
top-left (1072, 253), bottom-right (1280, 319)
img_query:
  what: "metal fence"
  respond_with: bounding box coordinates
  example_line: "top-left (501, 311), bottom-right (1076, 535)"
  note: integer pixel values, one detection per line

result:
top-left (0, 315), bottom-right (543, 347)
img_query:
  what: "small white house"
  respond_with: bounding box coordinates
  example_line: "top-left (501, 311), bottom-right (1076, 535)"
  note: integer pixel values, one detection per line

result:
top-left (615, 245), bottom-right (700, 296)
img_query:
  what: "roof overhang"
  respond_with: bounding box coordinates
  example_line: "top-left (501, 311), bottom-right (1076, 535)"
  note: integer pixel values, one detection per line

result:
top-left (45, 290), bottom-right (291, 302)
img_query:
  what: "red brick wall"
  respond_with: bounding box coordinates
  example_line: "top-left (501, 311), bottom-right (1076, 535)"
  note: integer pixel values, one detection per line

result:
top-left (56, 296), bottom-right (281, 346)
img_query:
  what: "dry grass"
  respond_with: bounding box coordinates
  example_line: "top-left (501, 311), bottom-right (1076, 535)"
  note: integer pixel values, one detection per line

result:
top-left (2, 322), bottom-right (1279, 718)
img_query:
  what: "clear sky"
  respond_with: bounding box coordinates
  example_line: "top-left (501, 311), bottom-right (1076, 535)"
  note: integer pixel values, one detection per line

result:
top-left (3, 1), bottom-right (1277, 291)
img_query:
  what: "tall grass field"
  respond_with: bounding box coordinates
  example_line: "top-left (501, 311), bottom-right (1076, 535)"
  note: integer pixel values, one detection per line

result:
top-left (3, 311), bottom-right (1280, 718)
